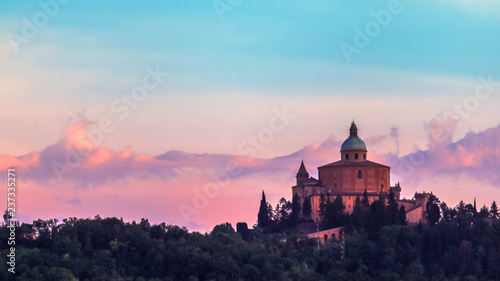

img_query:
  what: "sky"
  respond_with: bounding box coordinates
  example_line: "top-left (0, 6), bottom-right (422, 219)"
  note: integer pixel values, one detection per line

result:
top-left (0, 0), bottom-right (499, 232)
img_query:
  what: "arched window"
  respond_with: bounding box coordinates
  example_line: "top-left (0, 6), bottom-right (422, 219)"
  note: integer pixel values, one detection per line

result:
top-left (357, 170), bottom-right (363, 179)
top-left (324, 234), bottom-right (328, 243)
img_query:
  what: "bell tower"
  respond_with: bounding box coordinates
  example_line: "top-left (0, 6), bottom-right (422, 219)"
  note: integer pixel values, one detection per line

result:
top-left (296, 160), bottom-right (309, 185)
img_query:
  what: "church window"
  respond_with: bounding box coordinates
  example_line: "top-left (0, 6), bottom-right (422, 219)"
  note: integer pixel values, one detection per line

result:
top-left (355, 153), bottom-right (359, 159)
top-left (363, 154), bottom-right (366, 159)
top-left (345, 154), bottom-right (349, 160)
top-left (357, 170), bottom-right (363, 179)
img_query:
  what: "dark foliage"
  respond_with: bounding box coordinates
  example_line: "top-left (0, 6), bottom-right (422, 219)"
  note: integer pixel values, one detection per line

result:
top-left (302, 196), bottom-right (312, 220)
top-left (257, 191), bottom-right (270, 228)
top-left (2, 198), bottom-right (500, 280)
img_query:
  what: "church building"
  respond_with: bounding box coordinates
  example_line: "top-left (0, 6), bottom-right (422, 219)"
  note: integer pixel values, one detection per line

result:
top-left (292, 122), bottom-right (431, 224)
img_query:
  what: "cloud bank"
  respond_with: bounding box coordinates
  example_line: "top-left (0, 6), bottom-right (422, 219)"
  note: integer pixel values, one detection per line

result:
top-left (1, 118), bottom-right (499, 232)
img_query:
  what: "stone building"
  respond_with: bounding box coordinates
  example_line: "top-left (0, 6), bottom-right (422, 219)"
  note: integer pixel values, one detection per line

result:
top-left (292, 121), bottom-right (431, 224)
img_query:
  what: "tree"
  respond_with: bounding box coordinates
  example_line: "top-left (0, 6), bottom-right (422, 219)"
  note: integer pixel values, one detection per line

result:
top-left (440, 202), bottom-right (457, 222)
top-left (350, 196), bottom-right (363, 228)
top-left (426, 194), bottom-right (441, 226)
top-left (362, 189), bottom-right (370, 207)
top-left (388, 189), bottom-right (399, 224)
top-left (331, 195), bottom-right (345, 225)
top-left (267, 203), bottom-right (274, 224)
top-left (479, 205), bottom-right (489, 218)
top-left (457, 201), bottom-right (467, 217)
top-left (319, 194), bottom-right (327, 221)
top-left (398, 205), bottom-right (407, 225)
top-left (302, 196), bottom-right (312, 220)
top-left (290, 193), bottom-right (301, 226)
top-left (258, 191), bottom-right (270, 228)
top-left (369, 199), bottom-right (390, 232)
top-left (276, 198), bottom-right (292, 227)
top-left (322, 195), bottom-right (345, 229)
top-left (352, 196), bottom-right (362, 216)
top-left (491, 201), bottom-right (499, 219)
top-left (212, 223), bottom-right (234, 234)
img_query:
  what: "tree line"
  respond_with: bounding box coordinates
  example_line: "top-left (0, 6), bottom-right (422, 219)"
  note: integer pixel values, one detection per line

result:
top-left (256, 190), bottom-right (500, 280)
top-left (0, 192), bottom-right (499, 280)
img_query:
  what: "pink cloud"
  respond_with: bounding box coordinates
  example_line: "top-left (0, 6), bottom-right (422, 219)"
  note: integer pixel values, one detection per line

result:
top-left (387, 122), bottom-right (500, 187)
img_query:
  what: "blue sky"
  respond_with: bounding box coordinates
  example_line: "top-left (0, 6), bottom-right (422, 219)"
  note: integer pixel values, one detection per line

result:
top-left (2, 0), bottom-right (499, 94)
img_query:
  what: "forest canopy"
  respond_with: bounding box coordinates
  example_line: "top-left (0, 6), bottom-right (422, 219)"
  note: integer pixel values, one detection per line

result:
top-left (1, 197), bottom-right (500, 281)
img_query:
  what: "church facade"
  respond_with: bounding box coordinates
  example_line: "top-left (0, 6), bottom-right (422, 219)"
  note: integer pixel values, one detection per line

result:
top-left (292, 122), bottom-right (431, 224)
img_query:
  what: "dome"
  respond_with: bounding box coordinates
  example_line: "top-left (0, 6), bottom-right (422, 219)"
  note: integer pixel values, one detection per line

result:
top-left (340, 121), bottom-right (367, 152)
top-left (341, 137), bottom-right (367, 151)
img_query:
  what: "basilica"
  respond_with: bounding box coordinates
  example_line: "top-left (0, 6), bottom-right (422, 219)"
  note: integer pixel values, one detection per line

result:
top-left (292, 122), bottom-right (431, 224)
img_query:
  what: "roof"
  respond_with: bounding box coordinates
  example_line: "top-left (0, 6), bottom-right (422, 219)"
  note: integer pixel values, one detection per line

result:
top-left (318, 160), bottom-right (390, 169)
top-left (341, 137), bottom-right (367, 151)
top-left (298, 160), bottom-right (308, 174)
top-left (309, 191), bottom-right (390, 197)
top-left (294, 177), bottom-right (323, 187)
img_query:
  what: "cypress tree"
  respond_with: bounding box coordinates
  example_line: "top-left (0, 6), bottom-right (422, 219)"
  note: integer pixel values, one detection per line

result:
top-left (362, 189), bottom-right (370, 207)
top-left (331, 195), bottom-right (345, 227)
top-left (291, 193), bottom-right (301, 226)
top-left (398, 205), bottom-right (407, 225)
top-left (351, 196), bottom-right (362, 228)
top-left (353, 196), bottom-right (362, 216)
top-left (257, 191), bottom-right (270, 228)
top-left (302, 196), bottom-right (312, 220)
top-left (388, 189), bottom-right (399, 224)
top-left (319, 193), bottom-right (327, 221)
